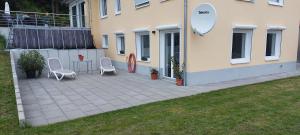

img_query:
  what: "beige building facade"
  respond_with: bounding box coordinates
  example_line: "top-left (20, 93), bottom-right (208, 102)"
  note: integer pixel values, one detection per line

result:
top-left (66, 0), bottom-right (300, 85)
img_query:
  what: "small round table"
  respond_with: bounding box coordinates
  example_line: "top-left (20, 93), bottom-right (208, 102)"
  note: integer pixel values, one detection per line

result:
top-left (72, 60), bottom-right (93, 73)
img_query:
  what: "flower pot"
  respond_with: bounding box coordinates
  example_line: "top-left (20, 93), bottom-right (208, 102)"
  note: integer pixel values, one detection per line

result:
top-left (26, 70), bottom-right (36, 79)
top-left (176, 78), bottom-right (184, 86)
top-left (151, 73), bottom-right (158, 80)
top-left (78, 55), bottom-right (84, 61)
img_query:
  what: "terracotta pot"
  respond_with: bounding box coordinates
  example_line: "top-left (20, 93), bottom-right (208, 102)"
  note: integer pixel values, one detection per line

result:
top-left (151, 73), bottom-right (158, 80)
top-left (176, 78), bottom-right (184, 86)
top-left (78, 55), bottom-right (84, 61)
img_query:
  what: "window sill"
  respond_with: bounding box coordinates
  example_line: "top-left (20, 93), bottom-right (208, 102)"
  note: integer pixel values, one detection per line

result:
top-left (115, 12), bottom-right (121, 16)
top-left (268, 2), bottom-right (283, 7)
top-left (135, 3), bottom-right (150, 9)
top-left (102, 47), bottom-right (108, 49)
top-left (100, 15), bottom-right (108, 19)
top-left (265, 56), bottom-right (280, 61)
top-left (137, 60), bottom-right (151, 63)
top-left (117, 54), bottom-right (125, 56)
top-left (160, 0), bottom-right (170, 3)
top-left (231, 58), bottom-right (250, 65)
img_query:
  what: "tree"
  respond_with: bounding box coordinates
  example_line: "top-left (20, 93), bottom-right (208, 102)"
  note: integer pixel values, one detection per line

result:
top-left (0, 0), bottom-right (67, 13)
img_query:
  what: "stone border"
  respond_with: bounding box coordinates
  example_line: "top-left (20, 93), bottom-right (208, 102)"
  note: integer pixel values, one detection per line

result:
top-left (10, 51), bottom-right (26, 127)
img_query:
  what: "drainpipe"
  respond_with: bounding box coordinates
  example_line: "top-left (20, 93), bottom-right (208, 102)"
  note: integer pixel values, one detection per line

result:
top-left (183, 0), bottom-right (188, 86)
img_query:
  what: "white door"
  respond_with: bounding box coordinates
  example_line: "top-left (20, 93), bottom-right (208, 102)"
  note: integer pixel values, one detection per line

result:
top-left (160, 30), bottom-right (180, 78)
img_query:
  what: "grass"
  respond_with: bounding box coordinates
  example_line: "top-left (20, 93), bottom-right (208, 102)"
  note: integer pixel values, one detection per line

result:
top-left (1, 51), bottom-right (300, 135)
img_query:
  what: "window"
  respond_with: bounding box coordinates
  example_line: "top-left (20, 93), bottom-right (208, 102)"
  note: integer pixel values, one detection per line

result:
top-left (268, 0), bottom-right (284, 6)
top-left (115, 0), bottom-right (121, 15)
top-left (79, 2), bottom-right (85, 27)
top-left (116, 34), bottom-right (125, 55)
top-left (99, 0), bottom-right (107, 18)
top-left (265, 30), bottom-right (282, 61)
top-left (70, 1), bottom-right (85, 28)
top-left (102, 35), bottom-right (109, 48)
top-left (136, 32), bottom-right (150, 61)
top-left (231, 29), bottom-right (253, 64)
top-left (134, 0), bottom-right (150, 8)
top-left (71, 5), bottom-right (77, 27)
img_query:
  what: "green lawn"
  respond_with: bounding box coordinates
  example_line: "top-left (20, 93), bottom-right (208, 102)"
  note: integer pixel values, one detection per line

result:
top-left (1, 52), bottom-right (300, 135)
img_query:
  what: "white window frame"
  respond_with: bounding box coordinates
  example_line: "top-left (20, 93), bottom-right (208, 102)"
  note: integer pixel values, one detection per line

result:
top-left (69, 0), bottom-right (85, 28)
top-left (135, 31), bottom-right (150, 62)
top-left (115, 0), bottom-right (121, 15)
top-left (116, 34), bottom-right (125, 55)
top-left (265, 30), bottom-right (282, 61)
top-left (102, 35), bottom-right (109, 49)
top-left (268, 0), bottom-right (284, 6)
top-left (99, 0), bottom-right (108, 18)
top-left (230, 29), bottom-right (253, 64)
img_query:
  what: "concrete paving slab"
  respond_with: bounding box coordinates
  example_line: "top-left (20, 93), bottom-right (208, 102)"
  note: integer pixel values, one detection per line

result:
top-left (19, 70), bottom-right (300, 126)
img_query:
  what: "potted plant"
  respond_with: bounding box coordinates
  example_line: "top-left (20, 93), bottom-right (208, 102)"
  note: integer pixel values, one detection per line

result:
top-left (18, 50), bottom-right (45, 79)
top-left (171, 57), bottom-right (184, 86)
top-left (141, 57), bottom-right (148, 61)
top-left (150, 68), bottom-right (158, 80)
top-left (78, 54), bottom-right (84, 61)
top-left (119, 50), bottom-right (125, 55)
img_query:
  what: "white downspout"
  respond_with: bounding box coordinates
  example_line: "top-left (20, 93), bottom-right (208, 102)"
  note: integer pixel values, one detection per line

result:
top-left (183, 0), bottom-right (188, 86)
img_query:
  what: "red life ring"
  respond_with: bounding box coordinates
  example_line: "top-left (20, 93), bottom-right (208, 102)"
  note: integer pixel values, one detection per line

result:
top-left (128, 53), bottom-right (136, 73)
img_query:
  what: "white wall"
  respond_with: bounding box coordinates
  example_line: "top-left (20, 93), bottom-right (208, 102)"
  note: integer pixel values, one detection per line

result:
top-left (0, 27), bottom-right (9, 40)
top-left (11, 49), bottom-right (105, 79)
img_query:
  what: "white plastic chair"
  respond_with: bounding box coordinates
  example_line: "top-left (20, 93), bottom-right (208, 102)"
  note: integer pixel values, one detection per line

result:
top-left (100, 57), bottom-right (117, 75)
top-left (47, 58), bottom-right (76, 81)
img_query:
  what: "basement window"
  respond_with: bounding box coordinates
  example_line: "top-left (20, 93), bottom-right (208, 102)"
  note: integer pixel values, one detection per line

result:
top-left (116, 34), bottom-right (125, 55)
top-left (136, 32), bottom-right (150, 62)
top-left (265, 30), bottom-right (282, 61)
top-left (102, 35), bottom-right (109, 49)
top-left (231, 29), bottom-right (253, 64)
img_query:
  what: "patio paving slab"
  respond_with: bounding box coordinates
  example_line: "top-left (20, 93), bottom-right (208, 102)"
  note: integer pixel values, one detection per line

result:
top-left (19, 70), bottom-right (300, 126)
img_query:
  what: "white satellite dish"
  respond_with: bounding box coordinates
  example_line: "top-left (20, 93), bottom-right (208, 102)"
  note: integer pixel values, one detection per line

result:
top-left (191, 3), bottom-right (217, 36)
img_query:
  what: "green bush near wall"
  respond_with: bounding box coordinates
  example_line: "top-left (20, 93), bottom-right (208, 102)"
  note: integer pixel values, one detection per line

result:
top-left (0, 35), bottom-right (6, 50)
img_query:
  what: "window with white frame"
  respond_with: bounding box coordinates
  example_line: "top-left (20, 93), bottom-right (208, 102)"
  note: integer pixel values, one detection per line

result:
top-left (231, 29), bottom-right (253, 64)
top-left (265, 30), bottom-right (282, 61)
top-left (116, 34), bottom-right (125, 55)
top-left (102, 35), bottom-right (109, 48)
top-left (115, 0), bottom-right (121, 15)
top-left (268, 0), bottom-right (284, 6)
top-left (99, 0), bottom-right (107, 18)
top-left (134, 0), bottom-right (150, 8)
top-left (136, 32), bottom-right (150, 61)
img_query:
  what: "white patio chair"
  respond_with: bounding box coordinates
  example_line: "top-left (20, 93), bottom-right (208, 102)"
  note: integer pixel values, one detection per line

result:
top-left (100, 57), bottom-right (117, 75)
top-left (47, 58), bottom-right (76, 81)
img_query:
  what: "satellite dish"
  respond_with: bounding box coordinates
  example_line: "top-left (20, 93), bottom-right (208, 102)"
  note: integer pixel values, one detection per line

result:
top-left (191, 3), bottom-right (217, 36)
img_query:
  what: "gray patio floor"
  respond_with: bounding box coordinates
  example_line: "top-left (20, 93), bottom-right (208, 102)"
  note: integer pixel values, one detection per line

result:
top-left (19, 70), bottom-right (300, 126)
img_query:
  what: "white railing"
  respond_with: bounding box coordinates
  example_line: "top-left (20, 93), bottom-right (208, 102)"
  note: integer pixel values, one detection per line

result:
top-left (0, 10), bottom-right (87, 28)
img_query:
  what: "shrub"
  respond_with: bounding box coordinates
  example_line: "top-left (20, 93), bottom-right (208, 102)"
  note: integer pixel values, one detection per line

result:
top-left (18, 50), bottom-right (45, 77)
